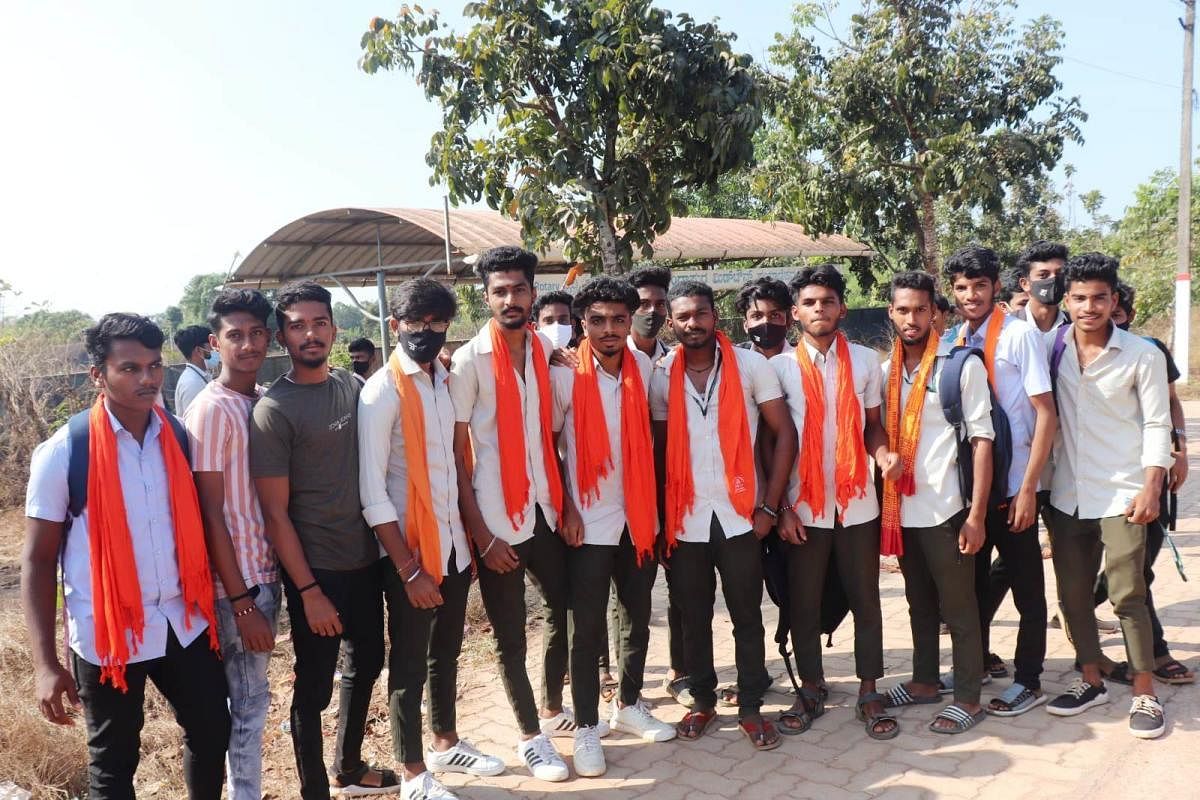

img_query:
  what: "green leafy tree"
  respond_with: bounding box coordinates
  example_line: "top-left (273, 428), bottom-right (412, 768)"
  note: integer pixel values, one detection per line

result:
top-left (762, 0), bottom-right (1085, 274)
top-left (6, 308), bottom-right (96, 344)
top-left (179, 273), bottom-right (227, 326)
top-left (360, 0), bottom-right (762, 273)
top-left (938, 173), bottom-right (1066, 267)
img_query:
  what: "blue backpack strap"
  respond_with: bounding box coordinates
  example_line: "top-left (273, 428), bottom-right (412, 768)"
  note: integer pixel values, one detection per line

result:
top-left (66, 409), bottom-right (91, 520)
top-left (1048, 324), bottom-right (1070, 414)
top-left (938, 345), bottom-right (981, 431)
top-left (163, 411), bottom-right (192, 466)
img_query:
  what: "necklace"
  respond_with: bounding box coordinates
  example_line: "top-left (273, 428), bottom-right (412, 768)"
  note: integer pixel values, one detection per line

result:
top-left (686, 362), bottom-right (714, 372)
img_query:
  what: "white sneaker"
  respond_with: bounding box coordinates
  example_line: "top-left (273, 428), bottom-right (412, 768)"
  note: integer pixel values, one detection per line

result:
top-left (573, 725), bottom-right (607, 777)
top-left (539, 706), bottom-right (610, 739)
top-left (516, 734), bottom-right (569, 782)
top-left (425, 738), bottom-right (506, 777)
top-left (401, 771), bottom-right (457, 800)
top-left (610, 698), bottom-right (677, 742)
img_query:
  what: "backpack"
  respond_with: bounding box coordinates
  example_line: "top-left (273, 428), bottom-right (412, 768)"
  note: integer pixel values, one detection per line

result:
top-left (65, 407), bottom-right (192, 523)
top-left (938, 346), bottom-right (1013, 511)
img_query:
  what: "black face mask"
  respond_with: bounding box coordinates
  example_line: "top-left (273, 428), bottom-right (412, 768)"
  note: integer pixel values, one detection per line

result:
top-left (1116, 321), bottom-right (1132, 332)
top-left (398, 330), bottom-right (447, 364)
top-left (747, 322), bottom-right (788, 350)
top-left (1029, 274), bottom-right (1065, 306)
top-left (351, 360), bottom-right (370, 376)
top-left (631, 311), bottom-right (666, 339)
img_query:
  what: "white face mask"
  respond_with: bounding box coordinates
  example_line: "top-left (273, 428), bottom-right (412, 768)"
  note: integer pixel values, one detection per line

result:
top-left (541, 322), bottom-right (574, 349)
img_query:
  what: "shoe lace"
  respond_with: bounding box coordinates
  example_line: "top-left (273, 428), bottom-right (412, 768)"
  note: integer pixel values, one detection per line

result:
top-left (1131, 695), bottom-right (1161, 716)
top-left (454, 739), bottom-right (483, 757)
top-left (1065, 678), bottom-right (1093, 699)
top-left (576, 726), bottom-right (601, 754)
top-left (628, 700), bottom-right (656, 724)
top-left (530, 734), bottom-right (559, 763)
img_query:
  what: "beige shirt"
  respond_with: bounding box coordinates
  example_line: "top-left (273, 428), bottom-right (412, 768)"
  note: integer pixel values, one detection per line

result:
top-left (450, 325), bottom-right (559, 544)
top-left (649, 344), bottom-right (783, 541)
top-left (358, 349), bottom-right (471, 573)
top-left (1048, 324), bottom-right (1174, 519)
top-left (771, 339), bottom-right (883, 529)
top-left (627, 335), bottom-right (670, 367)
top-left (880, 341), bottom-right (995, 528)
top-left (551, 348), bottom-right (654, 546)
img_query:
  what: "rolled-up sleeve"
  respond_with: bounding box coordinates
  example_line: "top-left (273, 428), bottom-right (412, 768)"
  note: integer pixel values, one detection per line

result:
top-left (358, 373), bottom-right (401, 529)
top-left (960, 357), bottom-right (995, 442)
top-left (749, 353), bottom-right (784, 405)
top-left (26, 434), bottom-right (69, 523)
top-left (1135, 347), bottom-right (1175, 470)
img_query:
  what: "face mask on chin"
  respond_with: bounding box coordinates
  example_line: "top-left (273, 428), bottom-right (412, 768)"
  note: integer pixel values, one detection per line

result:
top-left (746, 322), bottom-right (788, 350)
top-left (1029, 274), bottom-right (1065, 306)
top-left (540, 322), bottom-right (575, 349)
top-left (398, 329), bottom-right (448, 364)
top-left (1116, 320), bottom-right (1132, 332)
top-left (631, 311), bottom-right (666, 339)
top-left (204, 350), bottom-right (220, 369)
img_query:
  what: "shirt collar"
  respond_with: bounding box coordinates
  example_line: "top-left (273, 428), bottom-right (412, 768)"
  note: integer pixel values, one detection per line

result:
top-left (802, 338), bottom-right (835, 365)
top-left (103, 401), bottom-right (162, 441)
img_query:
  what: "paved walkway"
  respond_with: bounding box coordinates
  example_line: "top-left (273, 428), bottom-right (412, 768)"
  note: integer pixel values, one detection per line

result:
top-left (416, 406), bottom-right (1200, 799)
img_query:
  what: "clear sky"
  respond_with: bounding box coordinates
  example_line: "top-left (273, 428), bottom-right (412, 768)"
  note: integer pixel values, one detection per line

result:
top-left (1, 0), bottom-right (1193, 318)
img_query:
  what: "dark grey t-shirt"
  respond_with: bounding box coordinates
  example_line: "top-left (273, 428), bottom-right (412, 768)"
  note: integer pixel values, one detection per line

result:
top-left (249, 368), bottom-right (376, 571)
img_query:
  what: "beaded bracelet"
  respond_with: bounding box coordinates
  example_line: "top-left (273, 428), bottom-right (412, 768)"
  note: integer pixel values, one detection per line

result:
top-left (233, 603), bottom-right (258, 619)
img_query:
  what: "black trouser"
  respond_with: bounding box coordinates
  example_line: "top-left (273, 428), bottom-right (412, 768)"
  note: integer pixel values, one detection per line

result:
top-left (283, 561), bottom-right (385, 800)
top-left (477, 507), bottom-right (569, 735)
top-left (973, 504), bottom-right (1046, 690)
top-left (668, 514), bottom-right (769, 717)
top-left (667, 575), bottom-right (687, 676)
top-left (384, 552), bottom-right (471, 765)
top-left (567, 531), bottom-right (658, 726)
top-left (784, 518), bottom-right (884, 683)
top-left (72, 628), bottom-right (230, 800)
top-left (1094, 519), bottom-right (1171, 660)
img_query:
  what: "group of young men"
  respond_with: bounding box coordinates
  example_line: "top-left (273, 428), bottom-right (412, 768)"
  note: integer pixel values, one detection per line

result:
top-left (20, 240), bottom-right (1189, 800)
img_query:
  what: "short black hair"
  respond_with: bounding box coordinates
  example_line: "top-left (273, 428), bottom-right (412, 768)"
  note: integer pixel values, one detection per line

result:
top-left (789, 263), bottom-right (847, 304)
top-left (571, 277), bottom-right (639, 317)
top-left (348, 337), bottom-right (377, 357)
top-left (207, 287), bottom-right (272, 333)
top-left (173, 324), bottom-right (211, 358)
top-left (628, 266), bottom-right (672, 293)
top-left (274, 280), bottom-right (333, 331)
top-left (86, 313), bottom-right (166, 369)
top-left (532, 291), bottom-right (576, 322)
top-left (934, 293), bottom-right (951, 314)
top-left (666, 279), bottom-right (715, 312)
top-left (733, 277), bottom-right (793, 317)
top-left (1062, 252), bottom-right (1120, 292)
top-left (475, 246), bottom-right (537, 289)
top-left (942, 244), bottom-right (1000, 283)
top-left (389, 277), bottom-right (457, 322)
top-left (997, 269), bottom-right (1024, 303)
top-left (889, 270), bottom-right (937, 304)
top-left (1015, 240), bottom-right (1069, 277)
top-left (1115, 280), bottom-right (1136, 316)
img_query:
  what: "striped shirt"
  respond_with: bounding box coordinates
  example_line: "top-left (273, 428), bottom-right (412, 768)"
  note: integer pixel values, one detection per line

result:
top-left (184, 380), bottom-right (277, 596)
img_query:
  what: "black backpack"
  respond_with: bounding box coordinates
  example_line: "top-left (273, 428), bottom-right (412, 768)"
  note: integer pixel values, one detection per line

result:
top-left (938, 346), bottom-right (1013, 511)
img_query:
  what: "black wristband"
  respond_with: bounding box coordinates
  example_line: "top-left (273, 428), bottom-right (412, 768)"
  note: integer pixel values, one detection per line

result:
top-left (227, 585), bottom-right (261, 604)
top-left (297, 580), bottom-right (319, 594)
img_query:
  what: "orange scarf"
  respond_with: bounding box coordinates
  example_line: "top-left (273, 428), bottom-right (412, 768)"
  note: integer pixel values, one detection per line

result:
top-left (388, 352), bottom-right (444, 583)
top-left (793, 332), bottom-right (868, 520)
top-left (880, 333), bottom-right (940, 556)
top-left (490, 320), bottom-right (564, 530)
top-left (665, 331), bottom-right (756, 548)
top-left (571, 339), bottom-right (658, 562)
top-left (955, 309), bottom-right (1004, 387)
top-left (87, 396), bottom-right (218, 692)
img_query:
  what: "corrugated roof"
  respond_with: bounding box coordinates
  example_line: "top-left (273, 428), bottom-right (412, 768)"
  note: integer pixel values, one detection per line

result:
top-left (228, 207), bottom-right (872, 287)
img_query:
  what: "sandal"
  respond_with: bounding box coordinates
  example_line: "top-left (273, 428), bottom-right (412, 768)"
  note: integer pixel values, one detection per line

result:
top-left (987, 682), bottom-right (1047, 717)
top-left (737, 715), bottom-right (782, 751)
top-left (1074, 660), bottom-right (1133, 686)
top-left (676, 708), bottom-right (718, 740)
top-left (718, 685), bottom-right (739, 707)
top-left (600, 675), bottom-right (619, 703)
top-left (776, 687), bottom-right (825, 735)
top-left (928, 704), bottom-right (987, 735)
top-left (332, 764), bottom-right (400, 796)
top-left (664, 675), bottom-right (695, 709)
top-left (937, 671), bottom-right (992, 695)
top-left (986, 653), bottom-right (1009, 678)
top-left (856, 692), bottom-right (899, 740)
top-left (882, 684), bottom-right (941, 708)
top-left (1153, 657), bottom-right (1195, 685)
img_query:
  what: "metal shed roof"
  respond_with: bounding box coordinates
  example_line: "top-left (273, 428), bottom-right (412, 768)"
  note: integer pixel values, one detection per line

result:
top-left (228, 207), bottom-right (873, 287)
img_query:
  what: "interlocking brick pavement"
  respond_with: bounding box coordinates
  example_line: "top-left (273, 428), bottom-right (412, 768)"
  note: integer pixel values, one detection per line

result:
top-left (434, 404), bottom-right (1200, 799)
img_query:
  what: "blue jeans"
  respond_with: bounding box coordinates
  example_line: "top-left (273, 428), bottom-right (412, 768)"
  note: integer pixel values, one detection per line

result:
top-left (215, 582), bottom-right (281, 800)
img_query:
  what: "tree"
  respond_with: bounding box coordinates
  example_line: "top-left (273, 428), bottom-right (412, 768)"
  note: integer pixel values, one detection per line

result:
top-left (360, 0), bottom-right (762, 273)
top-left (179, 273), bottom-right (227, 326)
top-left (938, 173), bottom-right (1066, 267)
top-left (762, 0), bottom-right (1085, 273)
top-left (5, 308), bottom-right (96, 344)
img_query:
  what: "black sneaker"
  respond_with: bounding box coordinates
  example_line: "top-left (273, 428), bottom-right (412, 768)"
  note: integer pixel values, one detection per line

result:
top-left (1046, 678), bottom-right (1109, 717)
top-left (1128, 695), bottom-right (1165, 739)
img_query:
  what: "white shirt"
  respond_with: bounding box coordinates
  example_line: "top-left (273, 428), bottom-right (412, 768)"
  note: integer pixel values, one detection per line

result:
top-left (738, 339), bottom-right (796, 358)
top-left (174, 363), bottom-right (210, 417)
top-left (1016, 306), bottom-right (1070, 345)
top-left (649, 345), bottom-right (783, 541)
top-left (881, 341), bottom-right (995, 528)
top-left (955, 311), bottom-right (1052, 497)
top-left (552, 348), bottom-right (654, 546)
top-left (358, 350), bottom-right (471, 573)
top-left (450, 325), bottom-right (560, 544)
top-left (771, 339), bottom-right (883, 528)
top-left (627, 335), bottom-right (670, 367)
top-left (25, 406), bottom-right (208, 666)
top-left (1049, 324), bottom-right (1174, 519)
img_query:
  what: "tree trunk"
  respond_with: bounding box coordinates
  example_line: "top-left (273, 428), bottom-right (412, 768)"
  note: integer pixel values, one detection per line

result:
top-left (918, 191), bottom-right (939, 274)
top-left (592, 202), bottom-right (623, 275)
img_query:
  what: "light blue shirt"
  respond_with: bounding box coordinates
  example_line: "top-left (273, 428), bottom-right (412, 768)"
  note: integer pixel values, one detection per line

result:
top-left (25, 405), bottom-right (208, 666)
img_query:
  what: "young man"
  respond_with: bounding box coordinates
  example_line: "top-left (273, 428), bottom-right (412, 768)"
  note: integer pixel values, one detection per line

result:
top-left (348, 337), bottom-right (378, 384)
top-left (533, 290), bottom-right (579, 349)
top-left (359, 279), bottom-right (506, 800)
top-left (449, 246), bottom-right (575, 782)
top-left (250, 281), bottom-right (395, 798)
top-left (23, 313), bottom-right (230, 799)
top-left (183, 289), bottom-right (279, 800)
top-left (1043, 254), bottom-right (1174, 739)
top-left (880, 271), bottom-right (994, 735)
top-left (734, 276), bottom-right (794, 358)
top-left (932, 294), bottom-right (953, 338)
top-left (550, 276), bottom-right (676, 777)
top-left (944, 245), bottom-right (1056, 716)
top-left (1015, 240), bottom-right (1070, 340)
top-left (771, 264), bottom-right (901, 739)
top-left (649, 280), bottom-right (798, 751)
top-left (173, 323), bottom-right (215, 416)
top-left (997, 268), bottom-right (1030, 314)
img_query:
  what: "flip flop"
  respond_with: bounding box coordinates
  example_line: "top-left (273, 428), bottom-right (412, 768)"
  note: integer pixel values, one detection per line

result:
top-left (882, 684), bottom-right (941, 708)
top-left (929, 704), bottom-right (987, 735)
top-left (738, 716), bottom-right (782, 751)
top-left (937, 671), bottom-right (991, 695)
top-left (676, 708), bottom-right (718, 740)
top-left (856, 692), bottom-right (900, 740)
top-left (1153, 658), bottom-right (1195, 685)
top-left (600, 676), bottom-right (619, 703)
